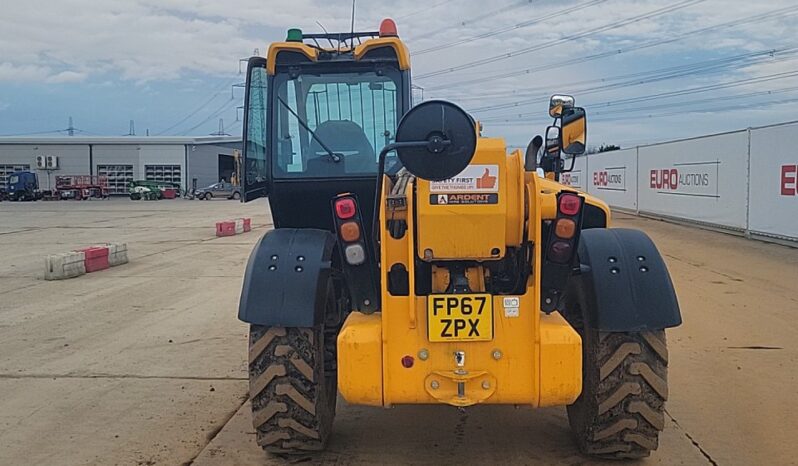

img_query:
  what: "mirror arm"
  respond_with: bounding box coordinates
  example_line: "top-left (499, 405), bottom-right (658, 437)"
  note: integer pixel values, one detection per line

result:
top-left (372, 141), bottom-right (431, 260)
top-left (563, 154), bottom-right (577, 173)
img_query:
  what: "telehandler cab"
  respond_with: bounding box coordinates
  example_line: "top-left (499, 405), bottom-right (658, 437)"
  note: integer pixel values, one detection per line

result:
top-left (237, 19), bottom-right (681, 459)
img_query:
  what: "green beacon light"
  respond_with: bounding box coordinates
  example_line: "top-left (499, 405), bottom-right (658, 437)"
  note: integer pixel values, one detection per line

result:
top-left (286, 28), bottom-right (303, 42)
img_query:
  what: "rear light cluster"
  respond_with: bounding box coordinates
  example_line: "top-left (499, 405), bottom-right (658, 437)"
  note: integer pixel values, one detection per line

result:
top-left (331, 193), bottom-right (380, 312)
top-left (540, 191), bottom-right (586, 313)
top-left (333, 195), bottom-right (367, 266)
top-left (547, 193), bottom-right (583, 264)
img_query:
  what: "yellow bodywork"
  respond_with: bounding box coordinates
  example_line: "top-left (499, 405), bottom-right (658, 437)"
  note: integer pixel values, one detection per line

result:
top-left (337, 136), bottom-right (611, 408)
top-left (325, 32), bottom-right (610, 409)
top-left (266, 36), bottom-right (411, 75)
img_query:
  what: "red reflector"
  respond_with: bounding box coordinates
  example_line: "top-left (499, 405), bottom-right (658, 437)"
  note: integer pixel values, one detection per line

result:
top-left (548, 241), bottom-right (573, 264)
top-left (335, 197), bottom-right (356, 219)
top-left (401, 355), bottom-right (414, 368)
top-left (559, 194), bottom-right (581, 216)
top-left (379, 18), bottom-right (398, 37)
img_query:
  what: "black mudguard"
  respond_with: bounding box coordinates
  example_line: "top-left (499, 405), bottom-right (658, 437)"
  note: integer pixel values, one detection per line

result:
top-left (572, 228), bottom-right (682, 331)
top-left (238, 228), bottom-right (337, 327)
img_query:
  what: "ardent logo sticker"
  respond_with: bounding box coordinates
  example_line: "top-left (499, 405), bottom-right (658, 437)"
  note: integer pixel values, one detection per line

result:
top-left (430, 193), bottom-right (498, 205)
top-left (430, 165), bottom-right (499, 193)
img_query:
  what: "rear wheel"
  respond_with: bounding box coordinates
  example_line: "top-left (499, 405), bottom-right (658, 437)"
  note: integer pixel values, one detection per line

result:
top-left (232, 191), bottom-right (241, 200)
top-left (247, 284), bottom-right (338, 454)
top-left (204, 192), bottom-right (212, 200)
top-left (568, 329), bottom-right (668, 459)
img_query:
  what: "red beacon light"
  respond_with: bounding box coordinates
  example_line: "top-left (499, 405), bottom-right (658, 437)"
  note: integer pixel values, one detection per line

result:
top-left (379, 18), bottom-right (398, 37)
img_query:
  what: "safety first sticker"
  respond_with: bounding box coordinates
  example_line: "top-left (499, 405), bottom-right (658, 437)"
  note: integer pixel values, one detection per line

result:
top-left (430, 165), bottom-right (499, 193)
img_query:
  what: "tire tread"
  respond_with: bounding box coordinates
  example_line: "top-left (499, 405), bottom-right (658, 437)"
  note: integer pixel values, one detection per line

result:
top-left (568, 330), bottom-right (669, 459)
top-left (248, 325), bottom-right (335, 454)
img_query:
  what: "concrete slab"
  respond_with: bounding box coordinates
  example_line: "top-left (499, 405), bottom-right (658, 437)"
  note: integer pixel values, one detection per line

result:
top-left (193, 399), bottom-right (707, 465)
top-left (1, 200), bottom-right (796, 465)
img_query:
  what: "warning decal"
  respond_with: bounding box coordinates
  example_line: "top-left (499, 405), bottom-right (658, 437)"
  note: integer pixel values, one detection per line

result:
top-left (430, 165), bottom-right (499, 192)
top-left (430, 193), bottom-right (499, 205)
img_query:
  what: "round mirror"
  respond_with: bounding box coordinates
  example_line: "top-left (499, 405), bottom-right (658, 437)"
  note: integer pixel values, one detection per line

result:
top-left (394, 100), bottom-right (477, 181)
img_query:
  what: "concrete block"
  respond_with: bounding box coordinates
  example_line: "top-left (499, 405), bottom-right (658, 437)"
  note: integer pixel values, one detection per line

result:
top-left (106, 242), bottom-right (129, 266)
top-left (45, 251), bottom-right (86, 280)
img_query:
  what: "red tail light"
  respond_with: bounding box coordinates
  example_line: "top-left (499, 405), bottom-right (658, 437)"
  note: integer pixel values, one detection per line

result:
top-left (559, 193), bottom-right (581, 216)
top-left (335, 197), bottom-right (356, 219)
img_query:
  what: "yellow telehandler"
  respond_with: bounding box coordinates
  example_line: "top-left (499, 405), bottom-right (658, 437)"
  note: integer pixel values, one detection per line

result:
top-left (237, 19), bottom-right (681, 459)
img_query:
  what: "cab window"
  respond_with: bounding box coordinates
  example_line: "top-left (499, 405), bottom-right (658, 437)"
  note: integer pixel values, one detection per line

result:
top-left (273, 69), bottom-right (400, 178)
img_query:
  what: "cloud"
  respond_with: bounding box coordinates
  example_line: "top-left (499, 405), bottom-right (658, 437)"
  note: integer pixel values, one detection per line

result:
top-left (1, 0), bottom-right (797, 141)
top-left (46, 71), bottom-right (88, 83)
top-left (0, 62), bottom-right (52, 82)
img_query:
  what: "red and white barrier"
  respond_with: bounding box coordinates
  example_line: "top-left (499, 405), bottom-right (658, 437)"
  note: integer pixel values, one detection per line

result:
top-left (44, 242), bottom-right (128, 280)
top-left (216, 218), bottom-right (252, 237)
top-left (45, 251), bottom-right (86, 280)
top-left (78, 246), bottom-right (110, 272)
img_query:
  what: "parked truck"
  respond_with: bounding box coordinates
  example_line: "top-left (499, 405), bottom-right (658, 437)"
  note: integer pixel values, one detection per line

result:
top-left (6, 171), bottom-right (41, 201)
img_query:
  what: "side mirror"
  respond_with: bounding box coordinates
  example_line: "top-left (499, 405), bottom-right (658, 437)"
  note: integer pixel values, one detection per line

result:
top-left (561, 107), bottom-right (587, 155)
top-left (549, 94), bottom-right (575, 118)
top-left (393, 100), bottom-right (477, 181)
top-left (545, 126), bottom-right (561, 154)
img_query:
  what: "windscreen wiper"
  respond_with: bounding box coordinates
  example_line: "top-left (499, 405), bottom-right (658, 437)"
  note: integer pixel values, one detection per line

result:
top-left (277, 96), bottom-right (341, 163)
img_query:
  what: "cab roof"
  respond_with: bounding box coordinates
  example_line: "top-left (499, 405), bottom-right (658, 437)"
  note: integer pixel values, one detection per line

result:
top-left (266, 20), bottom-right (411, 74)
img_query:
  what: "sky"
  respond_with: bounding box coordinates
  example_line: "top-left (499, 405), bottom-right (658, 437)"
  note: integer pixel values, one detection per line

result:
top-left (1, 0), bottom-right (797, 149)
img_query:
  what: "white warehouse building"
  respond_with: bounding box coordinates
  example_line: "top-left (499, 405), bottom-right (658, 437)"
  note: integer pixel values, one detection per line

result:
top-left (0, 136), bottom-right (241, 195)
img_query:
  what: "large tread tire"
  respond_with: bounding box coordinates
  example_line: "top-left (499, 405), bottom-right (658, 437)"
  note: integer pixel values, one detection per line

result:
top-left (567, 329), bottom-right (668, 459)
top-left (248, 325), bottom-right (337, 454)
top-left (247, 277), bottom-right (340, 456)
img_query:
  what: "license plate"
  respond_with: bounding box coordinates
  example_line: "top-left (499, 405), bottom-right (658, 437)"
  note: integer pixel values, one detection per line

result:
top-left (427, 294), bottom-right (493, 342)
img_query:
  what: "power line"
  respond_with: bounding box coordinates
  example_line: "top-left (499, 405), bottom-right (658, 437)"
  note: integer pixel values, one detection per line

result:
top-left (593, 95), bottom-right (798, 123)
top-left (419, 4), bottom-right (798, 90)
top-left (468, 47), bottom-right (798, 113)
top-left (0, 116), bottom-right (100, 137)
top-left (0, 129), bottom-right (68, 137)
top-left (156, 77), bottom-right (237, 135)
top-left (396, 0), bottom-right (457, 20)
top-left (414, 0), bottom-right (608, 55)
top-left (182, 97), bottom-right (238, 134)
top-left (439, 47), bottom-right (792, 104)
top-left (406, 0), bottom-right (537, 41)
top-left (481, 91), bottom-right (798, 126)
top-left (590, 85), bottom-right (798, 117)
top-left (480, 87), bottom-right (798, 124)
top-left (458, 0), bottom-right (537, 28)
top-left (478, 70), bottom-right (798, 123)
top-left (415, 0), bottom-right (704, 79)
